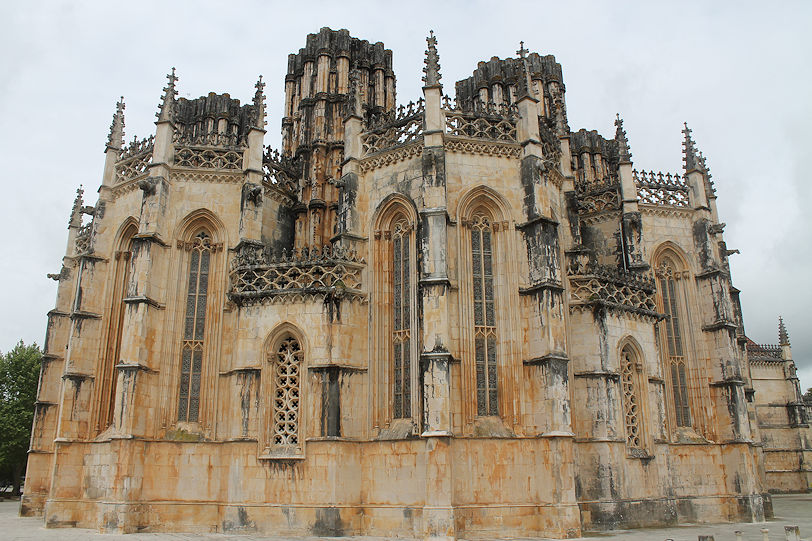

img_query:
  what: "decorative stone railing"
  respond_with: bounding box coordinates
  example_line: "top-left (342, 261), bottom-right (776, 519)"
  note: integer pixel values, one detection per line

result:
top-left (174, 146), bottom-right (242, 170)
top-left (366, 99), bottom-right (424, 130)
top-left (746, 343), bottom-right (783, 360)
top-left (263, 147), bottom-right (299, 196)
top-left (115, 136), bottom-right (154, 183)
top-left (75, 223), bottom-right (93, 255)
top-left (173, 130), bottom-right (243, 148)
top-left (538, 117), bottom-right (562, 168)
top-left (567, 263), bottom-right (660, 318)
top-left (634, 170), bottom-right (690, 207)
top-left (575, 178), bottom-right (621, 214)
top-left (229, 243), bottom-right (365, 305)
top-left (361, 105), bottom-right (424, 156)
top-left (443, 102), bottom-right (518, 143)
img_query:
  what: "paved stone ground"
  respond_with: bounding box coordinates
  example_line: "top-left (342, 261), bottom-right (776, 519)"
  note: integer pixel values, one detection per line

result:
top-left (2, 494), bottom-right (809, 541)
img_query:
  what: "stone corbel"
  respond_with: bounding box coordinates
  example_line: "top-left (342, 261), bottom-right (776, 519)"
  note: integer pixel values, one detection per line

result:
top-left (137, 176), bottom-right (161, 196)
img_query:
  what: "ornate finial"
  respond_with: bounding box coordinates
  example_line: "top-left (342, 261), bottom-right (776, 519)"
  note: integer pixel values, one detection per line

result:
top-left (779, 316), bottom-right (790, 346)
top-left (252, 75), bottom-right (266, 129)
top-left (514, 41), bottom-right (533, 99)
top-left (157, 67), bottom-right (178, 122)
top-left (517, 41), bottom-right (529, 59)
top-left (682, 122), bottom-right (716, 195)
top-left (615, 113), bottom-right (632, 162)
top-left (422, 30), bottom-right (442, 87)
top-left (107, 97), bottom-right (125, 151)
top-left (682, 122), bottom-right (701, 172)
top-left (69, 185), bottom-right (84, 228)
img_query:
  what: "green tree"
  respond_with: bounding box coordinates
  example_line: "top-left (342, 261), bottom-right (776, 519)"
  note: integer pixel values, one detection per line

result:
top-left (804, 387), bottom-right (812, 404)
top-left (0, 341), bottom-right (41, 496)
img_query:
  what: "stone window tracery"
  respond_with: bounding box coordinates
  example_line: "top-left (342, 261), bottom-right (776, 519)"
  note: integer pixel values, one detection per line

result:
top-left (620, 345), bottom-right (643, 449)
top-left (177, 231), bottom-right (211, 423)
top-left (271, 336), bottom-right (302, 447)
top-left (656, 256), bottom-right (692, 428)
top-left (471, 214), bottom-right (498, 416)
top-left (392, 219), bottom-right (411, 419)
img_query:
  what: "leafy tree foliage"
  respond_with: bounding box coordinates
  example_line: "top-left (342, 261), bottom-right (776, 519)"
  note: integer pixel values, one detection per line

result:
top-left (0, 341), bottom-right (41, 496)
top-left (804, 387), bottom-right (812, 404)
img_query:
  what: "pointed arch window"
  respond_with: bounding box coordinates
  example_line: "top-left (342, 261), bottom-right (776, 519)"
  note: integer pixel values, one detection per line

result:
top-left (271, 336), bottom-right (302, 448)
top-left (620, 345), bottom-right (643, 449)
top-left (98, 223), bottom-right (136, 432)
top-left (392, 219), bottom-right (412, 419)
top-left (657, 257), bottom-right (691, 428)
top-left (471, 214), bottom-right (498, 416)
top-left (177, 231), bottom-right (211, 423)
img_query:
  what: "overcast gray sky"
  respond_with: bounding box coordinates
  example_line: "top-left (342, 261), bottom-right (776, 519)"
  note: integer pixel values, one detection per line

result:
top-left (1, 1), bottom-right (810, 391)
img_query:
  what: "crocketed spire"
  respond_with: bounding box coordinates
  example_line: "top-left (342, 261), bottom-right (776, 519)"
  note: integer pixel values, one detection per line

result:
top-left (253, 75), bottom-right (266, 129)
top-left (156, 67), bottom-right (178, 122)
top-left (615, 113), bottom-right (632, 162)
top-left (422, 30), bottom-right (441, 87)
top-left (779, 316), bottom-right (790, 346)
top-left (682, 122), bottom-right (716, 195)
top-left (69, 186), bottom-right (84, 228)
top-left (107, 97), bottom-right (125, 150)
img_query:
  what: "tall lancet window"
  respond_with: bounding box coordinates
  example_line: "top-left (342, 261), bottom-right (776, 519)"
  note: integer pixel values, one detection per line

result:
top-left (657, 257), bottom-right (691, 427)
top-left (392, 219), bottom-right (411, 419)
top-left (620, 345), bottom-right (643, 449)
top-left (471, 214), bottom-right (498, 416)
top-left (98, 223), bottom-right (136, 432)
top-left (271, 336), bottom-right (302, 448)
top-left (178, 231), bottom-right (211, 423)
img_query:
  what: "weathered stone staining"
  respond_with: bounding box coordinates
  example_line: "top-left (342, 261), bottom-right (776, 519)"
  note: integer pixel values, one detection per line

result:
top-left (22, 27), bottom-right (809, 539)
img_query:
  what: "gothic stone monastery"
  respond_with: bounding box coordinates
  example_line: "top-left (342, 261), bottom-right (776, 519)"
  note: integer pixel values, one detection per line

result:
top-left (22, 28), bottom-right (810, 539)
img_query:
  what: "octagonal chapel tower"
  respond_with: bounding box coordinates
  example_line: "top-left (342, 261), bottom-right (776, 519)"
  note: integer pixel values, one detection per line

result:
top-left (23, 28), bottom-right (769, 540)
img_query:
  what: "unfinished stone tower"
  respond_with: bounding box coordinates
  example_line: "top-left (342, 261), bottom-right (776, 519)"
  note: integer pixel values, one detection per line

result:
top-left (24, 27), bottom-right (784, 538)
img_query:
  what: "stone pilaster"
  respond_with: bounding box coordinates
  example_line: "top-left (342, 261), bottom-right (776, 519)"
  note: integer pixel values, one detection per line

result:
top-left (113, 70), bottom-right (176, 438)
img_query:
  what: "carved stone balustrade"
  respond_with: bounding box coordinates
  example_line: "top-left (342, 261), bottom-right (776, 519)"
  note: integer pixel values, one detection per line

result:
top-left (115, 136), bottom-right (154, 184)
top-left (263, 147), bottom-right (300, 197)
top-left (361, 104), bottom-right (425, 156)
top-left (634, 169), bottom-right (690, 207)
top-left (567, 262), bottom-right (662, 319)
top-left (229, 243), bottom-right (366, 305)
top-left (74, 223), bottom-right (93, 255)
top-left (575, 180), bottom-right (621, 214)
top-left (443, 103), bottom-right (518, 143)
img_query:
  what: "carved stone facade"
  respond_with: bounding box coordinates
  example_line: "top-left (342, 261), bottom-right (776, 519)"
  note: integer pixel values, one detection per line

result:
top-left (747, 319), bottom-right (812, 493)
top-left (24, 27), bottom-right (787, 538)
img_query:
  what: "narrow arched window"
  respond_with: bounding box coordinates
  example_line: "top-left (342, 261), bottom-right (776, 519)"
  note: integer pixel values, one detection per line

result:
top-left (98, 223), bottom-right (136, 432)
top-left (271, 336), bottom-right (302, 447)
top-left (471, 214), bottom-right (498, 416)
top-left (620, 345), bottom-right (643, 449)
top-left (177, 231), bottom-right (211, 423)
top-left (392, 219), bottom-right (411, 419)
top-left (657, 257), bottom-right (691, 427)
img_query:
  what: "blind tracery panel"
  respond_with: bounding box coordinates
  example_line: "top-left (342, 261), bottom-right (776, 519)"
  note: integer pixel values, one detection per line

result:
top-left (657, 257), bottom-right (691, 428)
top-left (392, 220), bottom-right (411, 419)
top-left (272, 336), bottom-right (302, 447)
top-left (178, 231), bottom-right (211, 423)
top-left (471, 215), bottom-right (498, 416)
top-left (620, 346), bottom-right (642, 449)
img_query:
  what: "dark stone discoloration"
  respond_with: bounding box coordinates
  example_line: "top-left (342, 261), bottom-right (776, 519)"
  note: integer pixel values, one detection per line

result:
top-left (421, 146), bottom-right (446, 187)
top-left (520, 155), bottom-right (544, 220)
top-left (336, 172), bottom-right (358, 234)
top-left (223, 506), bottom-right (256, 533)
top-left (312, 507), bottom-right (344, 537)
